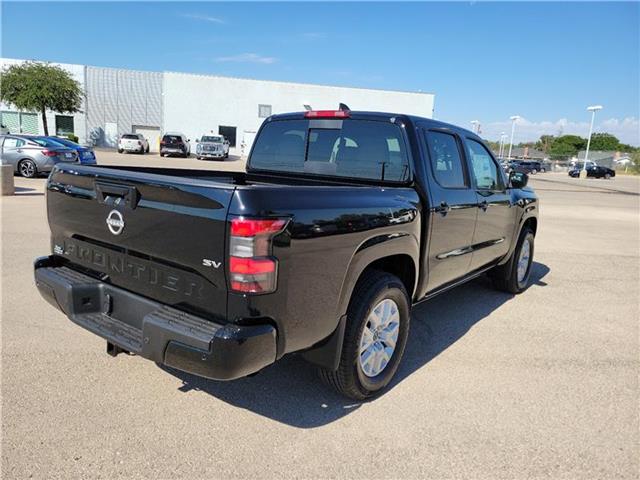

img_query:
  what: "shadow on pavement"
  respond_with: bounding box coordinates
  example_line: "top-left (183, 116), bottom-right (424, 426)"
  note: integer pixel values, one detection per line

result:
top-left (13, 186), bottom-right (44, 196)
top-left (163, 262), bottom-right (550, 428)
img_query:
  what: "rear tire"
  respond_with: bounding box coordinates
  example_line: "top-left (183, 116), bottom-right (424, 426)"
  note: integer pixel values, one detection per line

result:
top-left (490, 227), bottom-right (535, 294)
top-left (319, 271), bottom-right (411, 400)
top-left (118, 149), bottom-right (123, 154)
top-left (604, 173), bottom-right (611, 179)
top-left (530, 169), bottom-right (537, 175)
top-left (18, 159), bottom-right (37, 178)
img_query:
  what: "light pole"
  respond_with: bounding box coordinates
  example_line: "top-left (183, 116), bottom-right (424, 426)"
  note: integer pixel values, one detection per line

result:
top-left (498, 132), bottom-right (507, 158)
top-left (581, 105), bottom-right (603, 178)
top-left (470, 120), bottom-right (480, 134)
top-left (507, 115), bottom-right (520, 160)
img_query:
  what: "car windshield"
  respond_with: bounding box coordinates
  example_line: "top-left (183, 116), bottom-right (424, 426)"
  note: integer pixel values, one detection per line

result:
top-left (29, 137), bottom-right (66, 148)
top-left (122, 134), bottom-right (139, 140)
top-left (249, 118), bottom-right (410, 183)
top-left (163, 135), bottom-right (182, 143)
top-left (201, 136), bottom-right (223, 143)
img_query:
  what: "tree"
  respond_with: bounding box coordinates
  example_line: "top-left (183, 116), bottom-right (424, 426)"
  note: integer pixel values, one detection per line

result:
top-left (0, 61), bottom-right (83, 135)
top-left (535, 135), bottom-right (555, 153)
top-left (548, 134), bottom-right (587, 157)
top-left (589, 133), bottom-right (621, 151)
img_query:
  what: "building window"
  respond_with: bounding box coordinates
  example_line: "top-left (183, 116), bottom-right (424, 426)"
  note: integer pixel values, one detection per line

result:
top-left (219, 126), bottom-right (237, 147)
top-left (55, 115), bottom-right (75, 137)
top-left (258, 104), bottom-right (272, 118)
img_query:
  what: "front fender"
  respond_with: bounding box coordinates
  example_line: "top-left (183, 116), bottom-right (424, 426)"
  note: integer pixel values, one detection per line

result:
top-left (499, 193), bottom-right (539, 266)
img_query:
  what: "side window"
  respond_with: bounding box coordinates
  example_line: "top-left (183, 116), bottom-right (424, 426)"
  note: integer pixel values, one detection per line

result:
top-left (3, 137), bottom-right (20, 148)
top-left (425, 131), bottom-right (467, 188)
top-left (466, 139), bottom-right (504, 190)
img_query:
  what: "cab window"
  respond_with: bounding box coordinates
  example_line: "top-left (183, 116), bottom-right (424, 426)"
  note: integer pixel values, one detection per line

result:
top-left (425, 131), bottom-right (467, 188)
top-left (466, 139), bottom-right (505, 190)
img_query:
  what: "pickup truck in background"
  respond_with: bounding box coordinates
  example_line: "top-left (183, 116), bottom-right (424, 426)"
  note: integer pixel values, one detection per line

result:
top-left (34, 109), bottom-right (538, 399)
top-left (196, 134), bottom-right (230, 160)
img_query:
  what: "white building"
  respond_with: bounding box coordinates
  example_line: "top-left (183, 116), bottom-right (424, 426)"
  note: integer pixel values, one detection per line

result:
top-left (1, 58), bottom-right (435, 155)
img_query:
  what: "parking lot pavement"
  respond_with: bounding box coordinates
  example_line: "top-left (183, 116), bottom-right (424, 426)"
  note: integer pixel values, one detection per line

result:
top-left (1, 166), bottom-right (638, 478)
top-left (532, 171), bottom-right (640, 195)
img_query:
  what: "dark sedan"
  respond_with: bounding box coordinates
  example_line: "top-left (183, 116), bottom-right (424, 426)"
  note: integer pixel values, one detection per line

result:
top-left (508, 160), bottom-right (545, 174)
top-left (48, 137), bottom-right (97, 165)
top-left (568, 165), bottom-right (615, 179)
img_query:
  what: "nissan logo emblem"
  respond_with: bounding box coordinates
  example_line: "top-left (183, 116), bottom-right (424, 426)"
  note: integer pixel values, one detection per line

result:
top-left (106, 209), bottom-right (125, 235)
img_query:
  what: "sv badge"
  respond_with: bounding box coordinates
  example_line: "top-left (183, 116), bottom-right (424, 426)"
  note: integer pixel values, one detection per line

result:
top-left (202, 259), bottom-right (222, 268)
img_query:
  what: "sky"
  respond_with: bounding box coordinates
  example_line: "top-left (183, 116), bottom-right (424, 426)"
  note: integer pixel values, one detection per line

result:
top-left (2, 1), bottom-right (639, 145)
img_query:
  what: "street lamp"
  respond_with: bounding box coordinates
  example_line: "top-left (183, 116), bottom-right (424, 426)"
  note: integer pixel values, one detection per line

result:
top-left (470, 120), bottom-right (480, 134)
top-left (498, 132), bottom-right (507, 158)
top-left (507, 115), bottom-right (520, 160)
top-left (581, 105), bottom-right (603, 178)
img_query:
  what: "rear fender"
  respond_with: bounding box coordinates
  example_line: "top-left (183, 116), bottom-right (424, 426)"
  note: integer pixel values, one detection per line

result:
top-left (303, 233), bottom-right (419, 370)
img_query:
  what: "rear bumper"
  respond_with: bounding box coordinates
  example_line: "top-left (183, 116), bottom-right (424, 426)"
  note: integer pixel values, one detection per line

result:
top-left (121, 145), bottom-right (144, 152)
top-left (160, 147), bottom-right (186, 155)
top-left (34, 256), bottom-right (277, 380)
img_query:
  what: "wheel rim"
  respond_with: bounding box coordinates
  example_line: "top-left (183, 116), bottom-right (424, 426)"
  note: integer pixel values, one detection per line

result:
top-left (20, 161), bottom-right (35, 177)
top-left (517, 238), bottom-right (531, 283)
top-left (359, 298), bottom-right (400, 377)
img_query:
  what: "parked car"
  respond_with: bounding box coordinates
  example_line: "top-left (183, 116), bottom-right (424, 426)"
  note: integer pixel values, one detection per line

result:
top-left (47, 137), bottom-right (97, 165)
top-left (508, 160), bottom-right (545, 174)
top-left (196, 134), bottom-right (229, 160)
top-left (160, 132), bottom-right (190, 158)
top-left (568, 165), bottom-right (615, 179)
top-left (570, 161), bottom-right (596, 170)
top-left (34, 110), bottom-right (538, 399)
top-left (0, 134), bottom-right (78, 178)
top-left (118, 134), bottom-right (149, 154)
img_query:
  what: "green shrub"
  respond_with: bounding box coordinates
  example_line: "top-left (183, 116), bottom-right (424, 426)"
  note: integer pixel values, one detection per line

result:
top-left (65, 133), bottom-right (79, 143)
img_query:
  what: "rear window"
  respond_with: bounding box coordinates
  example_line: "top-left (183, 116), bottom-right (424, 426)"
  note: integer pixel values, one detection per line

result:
top-left (162, 135), bottom-right (182, 143)
top-left (122, 134), bottom-right (139, 140)
top-left (50, 137), bottom-right (78, 147)
top-left (30, 137), bottom-right (65, 147)
top-left (249, 119), bottom-right (410, 182)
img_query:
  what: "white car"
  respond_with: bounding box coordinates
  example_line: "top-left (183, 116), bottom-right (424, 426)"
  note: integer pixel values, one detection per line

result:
top-left (196, 134), bottom-right (230, 160)
top-left (118, 133), bottom-right (149, 154)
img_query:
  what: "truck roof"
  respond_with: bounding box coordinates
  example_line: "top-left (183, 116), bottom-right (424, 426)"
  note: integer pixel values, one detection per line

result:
top-left (268, 111), bottom-right (480, 139)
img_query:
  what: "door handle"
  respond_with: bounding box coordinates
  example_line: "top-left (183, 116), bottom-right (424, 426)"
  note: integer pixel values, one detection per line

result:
top-left (435, 201), bottom-right (451, 216)
top-left (95, 182), bottom-right (140, 209)
top-left (478, 200), bottom-right (489, 211)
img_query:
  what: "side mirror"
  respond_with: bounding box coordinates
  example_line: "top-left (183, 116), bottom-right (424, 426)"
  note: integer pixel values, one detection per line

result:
top-left (510, 171), bottom-right (528, 189)
top-left (187, 139), bottom-right (191, 142)
top-left (196, 138), bottom-right (200, 143)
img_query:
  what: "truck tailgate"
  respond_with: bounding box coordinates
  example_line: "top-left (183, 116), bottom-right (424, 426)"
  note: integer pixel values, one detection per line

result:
top-left (46, 165), bottom-right (235, 320)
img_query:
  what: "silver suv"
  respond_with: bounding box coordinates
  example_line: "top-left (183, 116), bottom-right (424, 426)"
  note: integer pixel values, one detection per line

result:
top-left (0, 135), bottom-right (78, 178)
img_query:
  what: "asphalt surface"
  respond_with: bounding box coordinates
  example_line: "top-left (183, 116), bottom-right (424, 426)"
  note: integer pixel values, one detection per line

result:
top-left (2, 152), bottom-right (638, 478)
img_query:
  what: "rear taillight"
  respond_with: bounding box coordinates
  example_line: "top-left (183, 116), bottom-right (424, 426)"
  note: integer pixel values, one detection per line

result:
top-left (304, 110), bottom-right (350, 118)
top-left (229, 217), bottom-right (287, 294)
top-left (137, 141), bottom-right (142, 146)
top-left (42, 149), bottom-right (58, 157)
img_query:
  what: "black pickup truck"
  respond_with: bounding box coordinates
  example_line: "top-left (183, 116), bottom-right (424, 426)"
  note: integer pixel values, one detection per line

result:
top-left (34, 109), bottom-right (538, 400)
